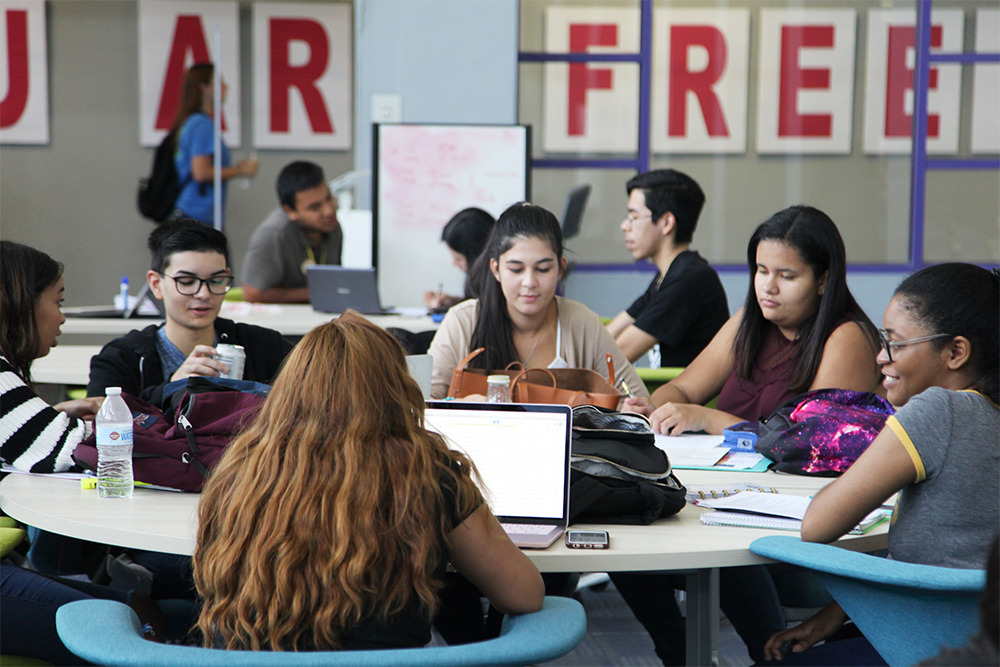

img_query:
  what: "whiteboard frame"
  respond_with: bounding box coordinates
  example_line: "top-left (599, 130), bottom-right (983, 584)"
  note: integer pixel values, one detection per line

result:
top-left (372, 123), bottom-right (532, 275)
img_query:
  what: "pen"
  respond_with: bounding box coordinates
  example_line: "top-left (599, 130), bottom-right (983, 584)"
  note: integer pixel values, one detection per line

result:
top-left (434, 282), bottom-right (443, 307)
top-left (618, 379), bottom-right (634, 398)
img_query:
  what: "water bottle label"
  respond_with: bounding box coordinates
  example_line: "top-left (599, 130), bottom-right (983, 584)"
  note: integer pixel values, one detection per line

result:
top-left (97, 425), bottom-right (133, 446)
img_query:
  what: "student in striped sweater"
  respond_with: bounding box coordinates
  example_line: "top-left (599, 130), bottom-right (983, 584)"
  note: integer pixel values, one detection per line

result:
top-left (1, 240), bottom-right (164, 665)
top-left (1, 241), bottom-right (100, 472)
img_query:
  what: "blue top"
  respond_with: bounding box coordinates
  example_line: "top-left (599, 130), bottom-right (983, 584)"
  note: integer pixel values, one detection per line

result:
top-left (174, 112), bottom-right (230, 225)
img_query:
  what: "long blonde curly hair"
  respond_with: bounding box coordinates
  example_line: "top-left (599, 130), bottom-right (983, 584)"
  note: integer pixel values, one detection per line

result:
top-left (193, 313), bottom-right (481, 650)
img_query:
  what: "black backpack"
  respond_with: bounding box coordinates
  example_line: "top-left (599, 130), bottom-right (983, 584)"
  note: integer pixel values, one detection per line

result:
top-left (569, 405), bottom-right (686, 525)
top-left (137, 130), bottom-right (181, 223)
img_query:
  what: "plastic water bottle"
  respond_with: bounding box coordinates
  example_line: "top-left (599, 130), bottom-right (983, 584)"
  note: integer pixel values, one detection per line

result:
top-left (486, 375), bottom-right (512, 403)
top-left (96, 387), bottom-right (134, 498)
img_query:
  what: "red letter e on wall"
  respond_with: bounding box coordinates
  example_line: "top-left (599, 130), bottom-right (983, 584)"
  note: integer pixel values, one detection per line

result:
top-left (778, 26), bottom-right (834, 137)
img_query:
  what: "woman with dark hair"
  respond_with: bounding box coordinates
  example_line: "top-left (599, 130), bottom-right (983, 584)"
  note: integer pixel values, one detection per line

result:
top-left (763, 263), bottom-right (999, 665)
top-left (628, 204), bottom-right (881, 434)
top-left (0, 241), bottom-right (98, 471)
top-left (171, 63), bottom-right (258, 225)
top-left (428, 202), bottom-right (646, 401)
top-left (1, 240), bottom-right (162, 665)
top-left (424, 207), bottom-right (495, 310)
top-left (194, 313), bottom-right (543, 650)
top-left (616, 205), bottom-right (881, 666)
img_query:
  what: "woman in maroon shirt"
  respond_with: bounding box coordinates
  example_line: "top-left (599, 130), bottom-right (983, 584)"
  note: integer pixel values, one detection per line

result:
top-left (614, 205), bottom-right (883, 666)
top-left (627, 204), bottom-right (881, 434)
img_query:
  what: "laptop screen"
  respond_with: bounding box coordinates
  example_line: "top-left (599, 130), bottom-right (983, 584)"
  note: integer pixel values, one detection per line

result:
top-left (424, 402), bottom-right (571, 522)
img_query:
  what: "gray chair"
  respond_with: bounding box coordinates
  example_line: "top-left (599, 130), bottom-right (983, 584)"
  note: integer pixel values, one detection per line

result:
top-left (56, 596), bottom-right (587, 666)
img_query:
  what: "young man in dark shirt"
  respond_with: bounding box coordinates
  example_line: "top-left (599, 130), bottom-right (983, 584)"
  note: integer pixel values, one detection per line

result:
top-left (605, 169), bottom-right (729, 367)
top-left (88, 220), bottom-right (293, 405)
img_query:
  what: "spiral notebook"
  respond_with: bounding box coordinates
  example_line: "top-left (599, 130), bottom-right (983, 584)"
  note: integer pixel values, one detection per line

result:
top-left (697, 494), bottom-right (890, 535)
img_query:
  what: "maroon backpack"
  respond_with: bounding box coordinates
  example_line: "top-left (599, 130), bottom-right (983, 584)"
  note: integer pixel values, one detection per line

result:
top-left (74, 381), bottom-right (265, 492)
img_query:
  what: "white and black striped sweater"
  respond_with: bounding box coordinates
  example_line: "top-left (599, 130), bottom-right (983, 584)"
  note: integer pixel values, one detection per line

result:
top-left (1, 355), bottom-right (91, 473)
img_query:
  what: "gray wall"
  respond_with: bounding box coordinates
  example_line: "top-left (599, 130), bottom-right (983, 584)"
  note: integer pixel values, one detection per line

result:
top-left (0, 0), bottom-right (988, 320)
top-left (353, 0), bottom-right (519, 307)
top-left (0, 1), bottom-right (354, 307)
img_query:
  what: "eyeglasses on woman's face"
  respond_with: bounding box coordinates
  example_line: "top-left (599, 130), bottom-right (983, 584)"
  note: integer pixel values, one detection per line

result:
top-left (877, 329), bottom-right (952, 363)
top-left (159, 272), bottom-right (234, 296)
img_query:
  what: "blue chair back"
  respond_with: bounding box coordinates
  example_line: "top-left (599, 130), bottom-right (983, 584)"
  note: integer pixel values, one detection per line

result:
top-left (56, 596), bottom-right (586, 667)
top-left (751, 535), bottom-right (985, 666)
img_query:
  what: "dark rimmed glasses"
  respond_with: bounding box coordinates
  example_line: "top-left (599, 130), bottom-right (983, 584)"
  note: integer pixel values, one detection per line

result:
top-left (159, 272), bottom-right (234, 296)
top-left (877, 329), bottom-right (952, 363)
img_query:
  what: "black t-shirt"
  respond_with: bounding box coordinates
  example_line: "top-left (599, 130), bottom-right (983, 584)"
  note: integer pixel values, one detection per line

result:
top-left (625, 250), bottom-right (729, 367)
top-left (332, 454), bottom-right (479, 651)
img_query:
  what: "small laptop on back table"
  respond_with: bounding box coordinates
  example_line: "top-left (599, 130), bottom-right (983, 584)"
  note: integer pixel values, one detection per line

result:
top-left (306, 266), bottom-right (386, 314)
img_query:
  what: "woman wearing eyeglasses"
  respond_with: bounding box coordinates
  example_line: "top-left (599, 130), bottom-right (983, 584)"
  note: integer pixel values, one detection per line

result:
top-left (88, 219), bottom-right (293, 406)
top-left (762, 263), bottom-right (999, 665)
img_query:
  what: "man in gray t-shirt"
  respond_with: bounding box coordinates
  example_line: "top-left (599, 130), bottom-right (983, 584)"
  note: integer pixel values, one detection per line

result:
top-left (242, 161), bottom-right (343, 303)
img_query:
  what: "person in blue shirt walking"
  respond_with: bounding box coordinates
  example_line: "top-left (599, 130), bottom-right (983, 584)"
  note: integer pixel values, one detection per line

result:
top-left (171, 62), bottom-right (258, 226)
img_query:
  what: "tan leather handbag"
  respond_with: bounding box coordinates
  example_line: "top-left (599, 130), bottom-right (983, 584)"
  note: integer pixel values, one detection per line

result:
top-left (447, 348), bottom-right (621, 409)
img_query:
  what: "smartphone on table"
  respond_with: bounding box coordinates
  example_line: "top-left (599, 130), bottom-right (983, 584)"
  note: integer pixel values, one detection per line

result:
top-left (565, 530), bottom-right (609, 549)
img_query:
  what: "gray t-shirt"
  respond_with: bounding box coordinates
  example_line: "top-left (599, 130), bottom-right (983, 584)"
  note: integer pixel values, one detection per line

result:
top-left (241, 207), bottom-right (343, 290)
top-left (887, 387), bottom-right (999, 569)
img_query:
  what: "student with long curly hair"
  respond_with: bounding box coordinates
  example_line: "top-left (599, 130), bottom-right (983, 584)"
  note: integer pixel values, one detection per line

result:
top-left (194, 314), bottom-right (543, 651)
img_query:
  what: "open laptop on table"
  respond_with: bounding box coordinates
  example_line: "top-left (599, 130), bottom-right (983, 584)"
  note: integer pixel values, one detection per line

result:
top-left (424, 401), bottom-right (572, 549)
top-left (306, 266), bottom-right (386, 314)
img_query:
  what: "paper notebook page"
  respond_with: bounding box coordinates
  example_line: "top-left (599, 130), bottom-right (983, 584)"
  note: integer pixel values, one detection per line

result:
top-left (654, 434), bottom-right (728, 467)
top-left (700, 513), bottom-right (802, 531)
top-left (654, 434), bottom-right (724, 450)
top-left (696, 493), bottom-right (811, 520)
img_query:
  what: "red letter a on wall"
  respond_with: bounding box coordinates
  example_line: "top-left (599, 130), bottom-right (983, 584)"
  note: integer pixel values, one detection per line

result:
top-left (154, 15), bottom-right (213, 131)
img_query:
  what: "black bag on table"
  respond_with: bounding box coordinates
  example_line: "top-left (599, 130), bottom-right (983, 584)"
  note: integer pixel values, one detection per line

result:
top-left (569, 405), bottom-right (686, 525)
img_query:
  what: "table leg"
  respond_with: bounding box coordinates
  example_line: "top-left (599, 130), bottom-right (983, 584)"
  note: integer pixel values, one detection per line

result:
top-left (685, 567), bottom-right (720, 667)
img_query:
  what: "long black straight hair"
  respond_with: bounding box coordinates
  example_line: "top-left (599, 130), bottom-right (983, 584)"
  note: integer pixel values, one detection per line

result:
top-left (0, 241), bottom-right (64, 384)
top-left (734, 205), bottom-right (877, 393)
top-left (468, 203), bottom-right (563, 370)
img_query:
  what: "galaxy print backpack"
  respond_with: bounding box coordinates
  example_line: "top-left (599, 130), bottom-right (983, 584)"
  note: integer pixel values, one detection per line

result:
top-left (748, 388), bottom-right (895, 476)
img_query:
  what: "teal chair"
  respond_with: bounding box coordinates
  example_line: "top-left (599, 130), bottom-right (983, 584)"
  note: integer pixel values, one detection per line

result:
top-left (56, 597), bottom-right (587, 666)
top-left (750, 536), bottom-right (986, 666)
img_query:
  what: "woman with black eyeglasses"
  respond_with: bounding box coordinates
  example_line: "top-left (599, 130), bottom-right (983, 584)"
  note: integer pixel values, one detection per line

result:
top-left (88, 219), bottom-right (293, 407)
top-left (762, 263), bottom-right (999, 666)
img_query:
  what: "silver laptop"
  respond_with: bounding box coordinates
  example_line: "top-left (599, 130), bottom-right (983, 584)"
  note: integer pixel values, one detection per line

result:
top-left (424, 401), bottom-right (572, 549)
top-left (306, 266), bottom-right (385, 314)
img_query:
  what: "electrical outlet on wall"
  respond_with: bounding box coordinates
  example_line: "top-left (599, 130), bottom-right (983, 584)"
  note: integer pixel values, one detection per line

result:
top-left (372, 94), bottom-right (402, 123)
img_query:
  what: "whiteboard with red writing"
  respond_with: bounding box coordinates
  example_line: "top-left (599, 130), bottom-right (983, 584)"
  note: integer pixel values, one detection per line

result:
top-left (374, 124), bottom-right (530, 307)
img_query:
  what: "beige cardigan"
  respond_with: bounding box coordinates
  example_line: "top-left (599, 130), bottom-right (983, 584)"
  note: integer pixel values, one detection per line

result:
top-left (428, 297), bottom-right (649, 402)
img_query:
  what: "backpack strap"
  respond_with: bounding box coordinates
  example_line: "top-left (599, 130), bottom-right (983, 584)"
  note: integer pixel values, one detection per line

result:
top-left (177, 402), bottom-right (211, 479)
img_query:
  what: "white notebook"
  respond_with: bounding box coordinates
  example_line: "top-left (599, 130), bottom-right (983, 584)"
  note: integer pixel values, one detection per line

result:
top-left (697, 493), bottom-right (890, 535)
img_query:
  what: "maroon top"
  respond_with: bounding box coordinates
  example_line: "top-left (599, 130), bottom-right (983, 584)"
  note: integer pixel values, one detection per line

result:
top-left (717, 323), bottom-right (800, 422)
